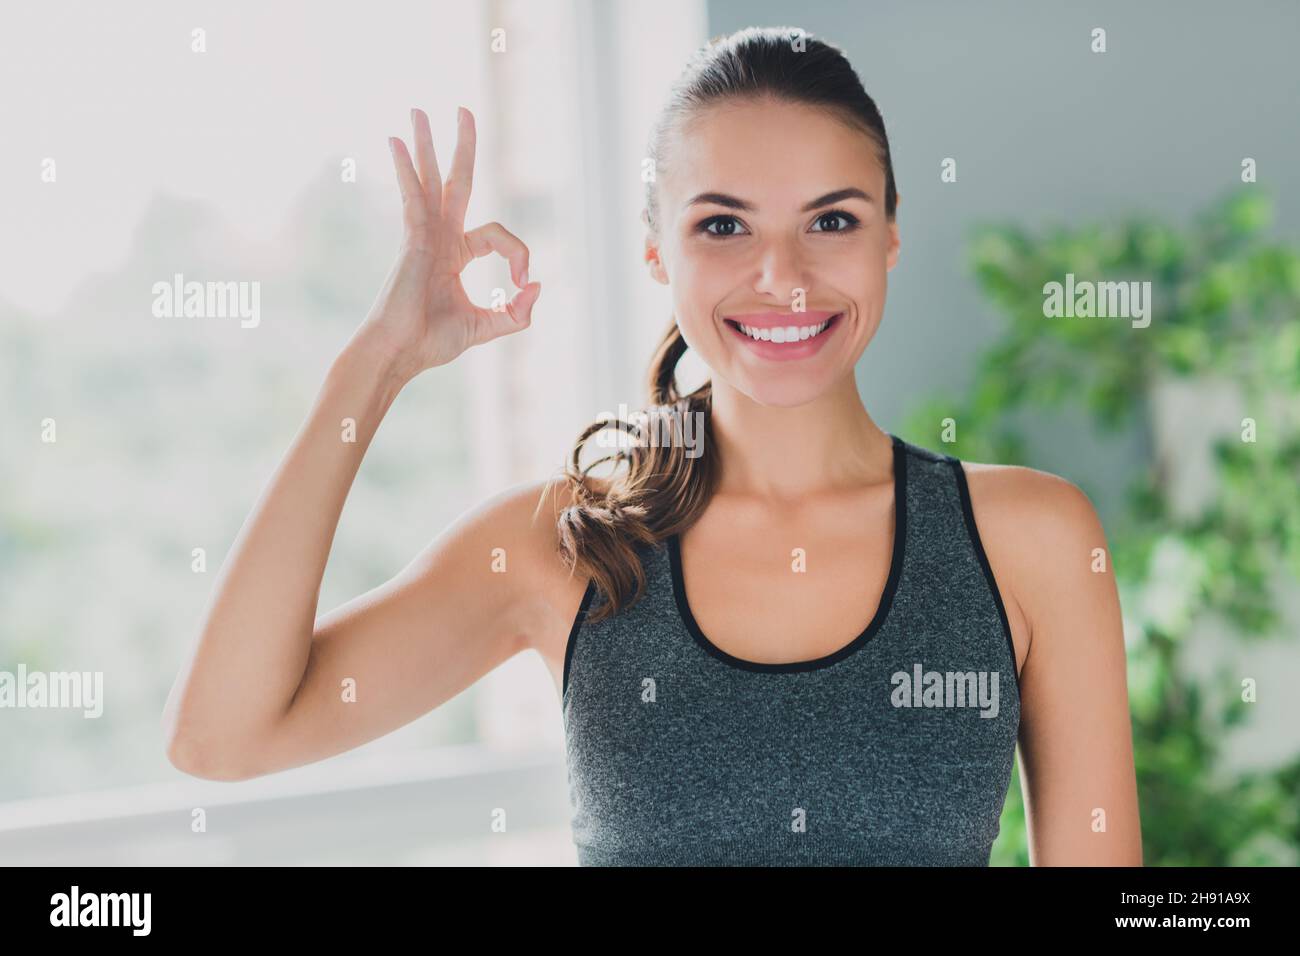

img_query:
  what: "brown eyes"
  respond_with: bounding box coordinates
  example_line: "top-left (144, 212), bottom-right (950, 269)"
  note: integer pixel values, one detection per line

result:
top-left (810, 211), bottom-right (862, 233)
top-left (698, 215), bottom-right (743, 237)
top-left (695, 210), bottom-right (862, 238)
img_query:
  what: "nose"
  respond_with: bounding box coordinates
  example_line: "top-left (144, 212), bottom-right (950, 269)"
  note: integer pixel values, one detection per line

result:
top-left (751, 234), bottom-right (809, 306)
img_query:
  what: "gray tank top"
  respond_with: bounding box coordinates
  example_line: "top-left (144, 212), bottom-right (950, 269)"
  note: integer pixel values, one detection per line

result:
top-left (560, 433), bottom-right (1022, 866)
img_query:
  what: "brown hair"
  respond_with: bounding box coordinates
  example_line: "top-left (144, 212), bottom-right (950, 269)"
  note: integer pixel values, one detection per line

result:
top-left (555, 25), bottom-right (898, 623)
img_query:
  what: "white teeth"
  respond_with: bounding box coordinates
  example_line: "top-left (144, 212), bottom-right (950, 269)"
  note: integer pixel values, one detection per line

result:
top-left (735, 317), bottom-right (834, 342)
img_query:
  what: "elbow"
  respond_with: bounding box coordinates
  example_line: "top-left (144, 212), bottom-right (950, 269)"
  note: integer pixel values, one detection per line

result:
top-left (163, 730), bottom-right (207, 779)
top-left (163, 722), bottom-right (262, 783)
top-left (162, 679), bottom-right (268, 781)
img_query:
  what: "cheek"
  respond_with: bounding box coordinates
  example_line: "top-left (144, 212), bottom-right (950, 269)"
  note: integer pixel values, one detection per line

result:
top-left (675, 238), bottom-right (744, 278)
top-left (849, 230), bottom-right (892, 281)
top-left (671, 248), bottom-right (733, 312)
top-left (854, 256), bottom-right (889, 295)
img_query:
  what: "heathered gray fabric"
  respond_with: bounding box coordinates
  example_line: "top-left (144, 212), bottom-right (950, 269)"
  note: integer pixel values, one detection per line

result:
top-left (560, 434), bottom-right (1022, 866)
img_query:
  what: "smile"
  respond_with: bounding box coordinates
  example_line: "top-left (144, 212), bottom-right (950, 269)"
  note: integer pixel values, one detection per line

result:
top-left (721, 310), bottom-right (843, 361)
top-left (730, 317), bottom-right (835, 342)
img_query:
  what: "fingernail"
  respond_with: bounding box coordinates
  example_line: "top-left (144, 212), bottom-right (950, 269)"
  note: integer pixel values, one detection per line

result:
top-left (520, 268), bottom-right (528, 287)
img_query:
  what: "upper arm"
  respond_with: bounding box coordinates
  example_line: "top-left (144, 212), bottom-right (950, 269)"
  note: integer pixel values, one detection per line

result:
top-left (968, 464), bottom-right (1143, 865)
top-left (247, 476), bottom-right (577, 778)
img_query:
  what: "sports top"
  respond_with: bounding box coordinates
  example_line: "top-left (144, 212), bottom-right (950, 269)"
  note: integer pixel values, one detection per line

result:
top-left (560, 434), bottom-right (1022, 866)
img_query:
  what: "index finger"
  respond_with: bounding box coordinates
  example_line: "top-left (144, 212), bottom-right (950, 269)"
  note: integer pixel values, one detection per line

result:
top-left (388, 136), bottom-right (429, 231)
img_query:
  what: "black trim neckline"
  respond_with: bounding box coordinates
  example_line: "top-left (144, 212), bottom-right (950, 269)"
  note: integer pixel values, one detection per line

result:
top-left (667, 433), bottom-right (907, 674)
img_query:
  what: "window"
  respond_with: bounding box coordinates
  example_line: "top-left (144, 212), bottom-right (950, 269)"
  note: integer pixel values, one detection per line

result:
top-left (0, 0), bottom-right (706, 865)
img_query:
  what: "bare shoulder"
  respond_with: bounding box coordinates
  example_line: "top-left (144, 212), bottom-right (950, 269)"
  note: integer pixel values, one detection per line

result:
top-left (959, 457), bottom-right (1106, 556)
top-left (957, 456), bottom-right (1110, 651)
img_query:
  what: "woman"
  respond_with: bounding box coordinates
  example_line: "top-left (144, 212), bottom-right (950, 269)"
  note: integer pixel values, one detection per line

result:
top-left (164, 25), bottom-right (1141, 867)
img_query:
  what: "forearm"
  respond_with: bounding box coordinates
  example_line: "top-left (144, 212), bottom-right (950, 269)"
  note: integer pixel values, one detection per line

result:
top-left (164, 334), bottom-right (411, 770)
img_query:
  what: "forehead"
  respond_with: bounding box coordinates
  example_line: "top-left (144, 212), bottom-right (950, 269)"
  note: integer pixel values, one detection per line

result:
top-left (662, 98), bottom-right (882, 212)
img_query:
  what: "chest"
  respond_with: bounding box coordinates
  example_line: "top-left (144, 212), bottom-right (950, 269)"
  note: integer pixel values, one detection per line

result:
top-left (673, 498), bottom-right (897, 667)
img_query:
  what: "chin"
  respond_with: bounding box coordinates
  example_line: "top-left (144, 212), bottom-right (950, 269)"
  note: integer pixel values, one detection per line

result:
top-left (733, 375), bottom-right (838, 409)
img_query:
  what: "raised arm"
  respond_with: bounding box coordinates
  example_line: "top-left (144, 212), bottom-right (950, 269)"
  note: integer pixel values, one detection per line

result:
top-left (162, 106), bottom-right (549, 780)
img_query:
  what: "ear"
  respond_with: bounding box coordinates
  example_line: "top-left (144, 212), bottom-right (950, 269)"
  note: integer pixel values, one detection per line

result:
top-left (644, 228), bottom-right (669, 285)
top-left (885, 213), bottom-right (901, 272)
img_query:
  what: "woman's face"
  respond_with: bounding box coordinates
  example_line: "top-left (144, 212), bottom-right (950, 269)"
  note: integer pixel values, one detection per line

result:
top-left (646, 97), bottom-right (900, 408)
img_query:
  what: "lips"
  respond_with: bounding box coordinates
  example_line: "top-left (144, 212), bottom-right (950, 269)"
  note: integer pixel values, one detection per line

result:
top-left (721, 309), bottom-right (844, 361)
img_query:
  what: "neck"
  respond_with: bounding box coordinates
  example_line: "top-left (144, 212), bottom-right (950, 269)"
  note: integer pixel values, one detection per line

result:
top-left (707, 374), bottom-right (893, 503)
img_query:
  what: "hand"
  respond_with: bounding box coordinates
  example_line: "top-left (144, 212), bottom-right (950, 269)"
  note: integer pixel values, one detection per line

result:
top-left (353, 106), bottom-right (540, 380)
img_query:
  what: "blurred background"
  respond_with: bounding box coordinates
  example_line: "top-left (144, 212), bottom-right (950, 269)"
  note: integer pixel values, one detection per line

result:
top-left (1, 0), bottom-right (1297, 865)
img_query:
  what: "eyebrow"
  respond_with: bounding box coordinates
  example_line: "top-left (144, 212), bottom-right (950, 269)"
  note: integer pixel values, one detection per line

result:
top-left (683, 187), bottom-right (873, 214)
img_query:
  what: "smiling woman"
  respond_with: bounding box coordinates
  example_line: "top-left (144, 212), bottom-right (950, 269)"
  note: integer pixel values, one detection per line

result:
top-left (558, 26), bottom-right (904, 615)
top-left (549, 24), bottom-right (1142, 867)
top-left (163, 22), bottom-right (1140, 870)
